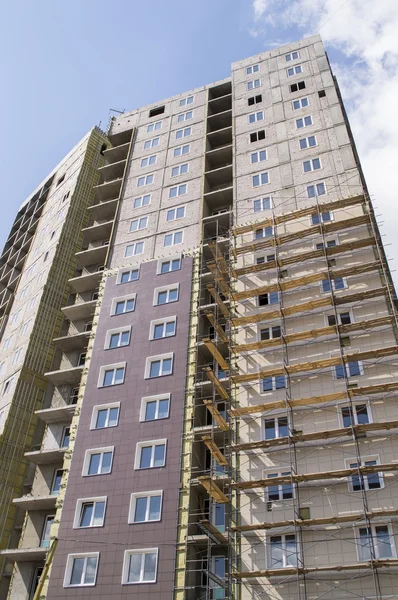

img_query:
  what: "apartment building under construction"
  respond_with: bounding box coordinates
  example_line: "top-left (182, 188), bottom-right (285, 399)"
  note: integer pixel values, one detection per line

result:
top-left (0, 34), bottom-right (398, 600)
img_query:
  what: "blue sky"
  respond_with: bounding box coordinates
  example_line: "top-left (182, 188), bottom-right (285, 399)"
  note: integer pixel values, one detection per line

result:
top-left (1, 0), bottom-right (397, 278)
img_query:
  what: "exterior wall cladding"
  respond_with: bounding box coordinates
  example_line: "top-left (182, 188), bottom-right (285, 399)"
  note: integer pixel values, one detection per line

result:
top-left (3, 33), bottom-right (398, 600)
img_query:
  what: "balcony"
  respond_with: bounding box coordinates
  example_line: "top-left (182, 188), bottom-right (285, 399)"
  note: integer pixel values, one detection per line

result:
top-left (207, 127), bottom-right (232, 151)
top-left (208, 94), bottom-right (232, 116)
top-left (204, 165), bottom-right (233, 193)
top-left (82, 219), bottom-right (113, 243)
top-left (206, 145), bottom-right (232, 170)
top-left (35, 405), bottom-right (75, 424)
top-left (12, 495), bottom-right (57, 511)
top-left (88, 198), bottom-right (118, 221)
top-left (108, 128), bottom-right (133, 147)
top-left (98, 159), bottom-right (126, 183)
top-left (62, 299), bottom-right (97, 321)
top-left (24, 447), bottom-right (68, 465)
top-left (68, 271), bottom-right (102, 294)
top-left (44, 365), bottom-right (83, 386)
top-left (207, 110), bottom-right (232, 133)
top-left (75, 244), bottom-right (108, 268)
top-left (93, 178), bottom-right (122, 202)
top-left (0, 548), bottom-right (47, 562)
top-left (53, 331), bottom-right (90, 352)
top-left (103, 142), bottom-right (130, 164)
top-left (203, 186), bottom-right (233, 211)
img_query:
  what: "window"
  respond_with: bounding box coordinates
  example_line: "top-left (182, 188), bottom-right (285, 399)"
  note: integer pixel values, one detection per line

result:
top-left (316, 237), bottom-right (336, 249)
top-left (159, 257), bottom-right (181, 274)
top-left (64, 553), bottom-right (99, 587)
top-left (129, 217), bottom-right (148, 232)
top-left (9, 309), bottom-right (21, 325)
top-left (150, 317), bottom-right (177, 340)
top-left (20, 285), bottom-right (29, 299)
top-left (70, 387), bottom-right (79, 405)
top-left (83, 447), bottom-right (114, 476)
top-left (154, 284), bottom-right (179, 305)
top-left (106, 327), bottom-right (131, 349)
top-left (137, 174), bottom-right (154, 187)
top-left (299, 135), bottom-right (317, 149)
top-left (144, 138), bottom-right (159, 150)
top-left (2, 335), bottom-right (13, 351)
top-left (357, 526), bottom-right (395, 561)
top-left (307, 182), bottom-right (326, 198)
top-left (51, 469), bottom-right (63, 495)
top-left (246, 64), bottom-right (259, 74)
top-left (269, 534), bottom-right (298, 568)
top-left (169, 184), bottom-right (187, 198)
top-left (341, 404), bottom-right (369, 427)
top-left (74, 498), bottom-right (106, 528)
top-left (247, 78), bottom-right (261, 90)
top-left (263, 376), bottom-right (286, 391)
top-left (248, 94), bottom-right (262, 106)
top-left (147, 121), bottom-right (162, 132)
top-left (91, 403), bottom-right (120, 430)
top-left (311, 211), bottom-right (332, 225)
top-left (140, 394), bottom-right (170, 421)
top-left (40, 515), bottom-right (54, 548)
top-left (249, 110), bottom-right (264, 123)
top-left (129, 492), bottom-right (163, 523)
top-left (141, 155), bottom-right (157, 168)
top-left (264, 417), bottom-right (288, 439)
top-left (321, 277), bottom-right (346, 292)
top-left (260, 325), bottom-right (281, 341)
top-left (173, 144), bottom-right (190, 157)
top-left (61, 427), bottom-right (70, 448)
top-left (2, 377), bottom-right (14, 396)
top-left (287, 65), bottom-right (303, 76)
top-left (12, 347), bottom-right (23, 365)
top-left (133, 194), bottom-right (151, 209)
top-left (252, 172), bottom-right (269, 187)
top-left (349, 458), bottom-right (382, 491)
top-left (145, 353), bottom-right (173, 378)
top-left (177, 110), bottom-right (193, 123)
top-left (99, 363), bottom-right (126, 387)
top-left (164, 231), bottom-right (183, 247)
top-left (327, 311), bottom-right (351, 326)
top-left (292, 97), bottom-right (309, 110)
top-left (21, 319), bottom-right (32, 337)
top-left (167, 206), bottom-right (185, 221)
top-left (122, 549), bottom-right (158, 584)
top-left (112, 295), bottom-right (136, 315)
top-left (176, 126), bottom-right (192, 139)
top-left (0, 362), bottom-right (4, 377)
top-left (258, 292), bottom-right (279, 306)
top-left (171, 163), bottom-right (189, 177)
top-left (251, 150), bottom-right (267, 163)
top-left (255, 226), bottom-right (273, 239)
top-left (180, 95), bottom-right (194, 107)
top-left (267, 472), bottom-right (294, 500)
top-left (296, 115), bottom-right (313, 128)
top-left (29, 567), bottom-right (43, 599)
top-left (250, 129), bottom-right (266, 143)
top-left (285, 51), bottom-right (300, 62)
top-left (149, 106), bottom-right (165, 118)
top-left (125, 242), bottom-right (144, 257)
top-left (253, 197), bottom-right (272, 212)
top-left (303, 158), bottom-right (321, 172)
top-left (135, 440), bottom-right (167, 469)
top-left (119, 268), bottom-right (139, 284)
top-left (56, 174), bottom-right (65, 186)
top-left (335, 361), bottom-right (363, 379)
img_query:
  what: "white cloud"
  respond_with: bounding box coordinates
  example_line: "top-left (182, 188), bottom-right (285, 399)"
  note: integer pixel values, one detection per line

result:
top-left (251, 0), bottom-right (398, 282)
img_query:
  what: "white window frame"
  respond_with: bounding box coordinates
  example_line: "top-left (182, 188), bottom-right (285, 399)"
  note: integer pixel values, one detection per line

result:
top-left (253, 196), bottom-right (272, 213)
top-left (287, 64), bottom-right (303, 77)
top-left (63, 553), bottom-right (99, 588)
top-left (98, 362), bottom-right (126, 388)
top-left (104, 326), bottom-right (131, 350)
top-left (133, 194), bottom-right (151, 209)
top-left (321, 277), bottom-right (347, 293)
top-left (153, 283), bottom-right (180, 306)
top-left (324, 307), bottom-right (351, 327)
top-left (177, 110), bottom-right (193, 123)
top-left (3, 376), bottom-right (14, 396)
top-left (157, 255), bottom-right (182, 275)
top-left (338, 402), bottom-right (371, 428)
top-left (258, 325), bottom-right (282, 341)
top-left (252, 172), bottom-right (269, 187)
top-left (251, 149), bottom-right (267, 163)
top-left (166, 205), bottom-right (186, 221)
top-left (129, 216), bottom-right (148, 232)
top-left (261, 375), bottom-right (286, 393)
top-left (134, 439), bottom-right (167, 470)
top-left (171, 163), bottom-right (189, 177)
top-left (163, 230), bottom-right (184, 247)
top-left (285, 51), bottom-right (300, 62)
top-left (137, 174), bottom-right (154, 187)
top-left (173, 144), bottom-right (190, 157)
top-left (82, 447), bottom-right (114, 477)
top-left (248, 110), bottom-right (264, 124)
top-left (356, 524), bottom-right (397, 561)
top-left (246, 64), bottom-right (259, 74)
top-left (333, 359), bottom-right (363, 378)
top-left (145, 352), bottom-right (174, 379)
top-left (117, 267), bottom-right (140, 285)
top-left (144, 137), bottom-right (159, 150)
top-left (169, 184), bottom-right (187, 198)
top-left (12, 347), bottom-right (23, 365)
top-left (345, 455), bottom-right (383, 492)
top-left (267, 533), bottom-right (299, 568)
top-left (140, 155), bottom-right (157, 168)
top-left (175, 126), bottom-right (192, 139)
top-left (179, 95), bottom-right (194, 107)
top-left (90, 402), bottom-right (120, 430)
top-left (140, 393), bottom-right (171, 422)
top-left (307, 182), bottom-right (327, 198)
top-left (73, 497), bottom-right (107, 529)
top-left (121, 548), bottom-right (159, 585)
top-left (147, 121), bottom-right (162, 133)
top-left (292, 97), bottom-right (309, 110)
top-left (149, 316), bottom-right (177, 341)
top-left (296, 115), bottom-right (313, 129)
top-left (303, 157), bottom-right (322, 173)
top-left (111, 294), bottom-right (136, 316)
top-left (311, 210), bottom-right (333, 225)
top-left (299, 135), bottom-right (318, 150)
top-left (265, 469), bottom-right (295, 501)
top-left (128, 491), bottom-right (163, 524)
top-left (125, 241), bottom-right (144, 257)
top-left (247, 78), bottom-right (261, 90)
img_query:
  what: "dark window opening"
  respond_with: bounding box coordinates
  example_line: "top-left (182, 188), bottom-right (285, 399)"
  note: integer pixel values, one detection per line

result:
top-left (248, 94), bottom-right (263, 106)
top-left (100, 143), bottom-right (108, 155)
top-left (290, 81), bottom-right (306, 93)
top-left (149, 106), bottom-right (165, 118)
top-left (318, 90), bottom-right (326, 98)
top-left (56, 174), bottom-right (65, 186)
top-left (258, 294), bottom-right (269, 306)
top-left (250, 129), bottom-right (266, 143)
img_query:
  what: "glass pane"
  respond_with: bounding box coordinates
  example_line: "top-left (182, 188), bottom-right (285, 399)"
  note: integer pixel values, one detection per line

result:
top-left (157, 291), bottom-right (167, 304)
top-left (114, 367), bottom-right (124, 383)
top-left (158, 399), bottom-right (169, 418)
top-left (145, 401), bottom-right (157, 421)
top-left (134, 497), bottom-right (148, 522)
top-left (126, 299), bottom-right (135, 312)
top-left (84, 557), bottom-right (97, 584)
top-left (101, 452), bottom-right (112, 473)
top-left (93, 501), bottom-right (105, 526)
top-left (349, 361), bottom-right (361, 376)
top-left (103, 370), bottom-right (114, 386)
top-left (270, 537), bottom-right (284, 568)
top-left (161, 262), bottom-right (169, 273)
top-left (171, 259), bottom-right (180, 270)
top-left (121, 331), bottom-right (130, 345)
top-left (143, 552), bottom-right (157, 581)
top-left (150, 361), bottom-right (160, 377)
top-left (356, 405), bottom-right (369, 424)
top-left (169, 289), bottom-right (178, 301)
top-left (165, 321), bottom-right (175, 336)
top-left (278, 418), bottom-right (289, 437)
top-left (96, 409), bottom-right (107, 429)
top-left (80, 503), bottom-right (94, 527)
top-left (52, 471), bottom-right (62, 494)
top-left (263, 378), bottom-right (273, 392)
top-left (163, 358), bottom-right (172, 374)
top-left (341, 407), bottom-right (353, 427)
top-left (376, 526), bottom-right (393, 558)
top-left (154, 324), bottom-right (163, 339)
top-left (108, 407), bottom-right (119, 426)
top-left (359, 528), bottom-right (372, 560)
top-left (335, 364), bottom-right (345, 379)
top-left (70, 558), bottom-right (84, 585)
top-left (154, 444), bottom-right (165, 466)
top-left (140, 446), bottom-right (152, 468)
top-left (264, 420), bottom-right (276, 439)
top-left (286, 536), bottom-right (297, 566)
top-left (214, 504), bottom-right (225, 531)
top-left (88, 454), bottom-right (100, 475)
top-left (149, 495), bottom-right (161, 520)
top-left (275, 376), bottom-right (285, 389)
top-left (41, 517), bottom-right (54, 547)
top-left (115, 301), bottom-right (124, 314)
top-left (214, 557), bottom-right (225, 579)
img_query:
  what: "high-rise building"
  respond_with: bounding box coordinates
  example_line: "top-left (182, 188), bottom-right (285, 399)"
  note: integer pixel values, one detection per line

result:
top-left (1, 34), bottom-right (398, 600)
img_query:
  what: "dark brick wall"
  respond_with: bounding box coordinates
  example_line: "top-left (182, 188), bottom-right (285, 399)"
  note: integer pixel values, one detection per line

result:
top-left (46, 257), bottom-right (193, 599)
